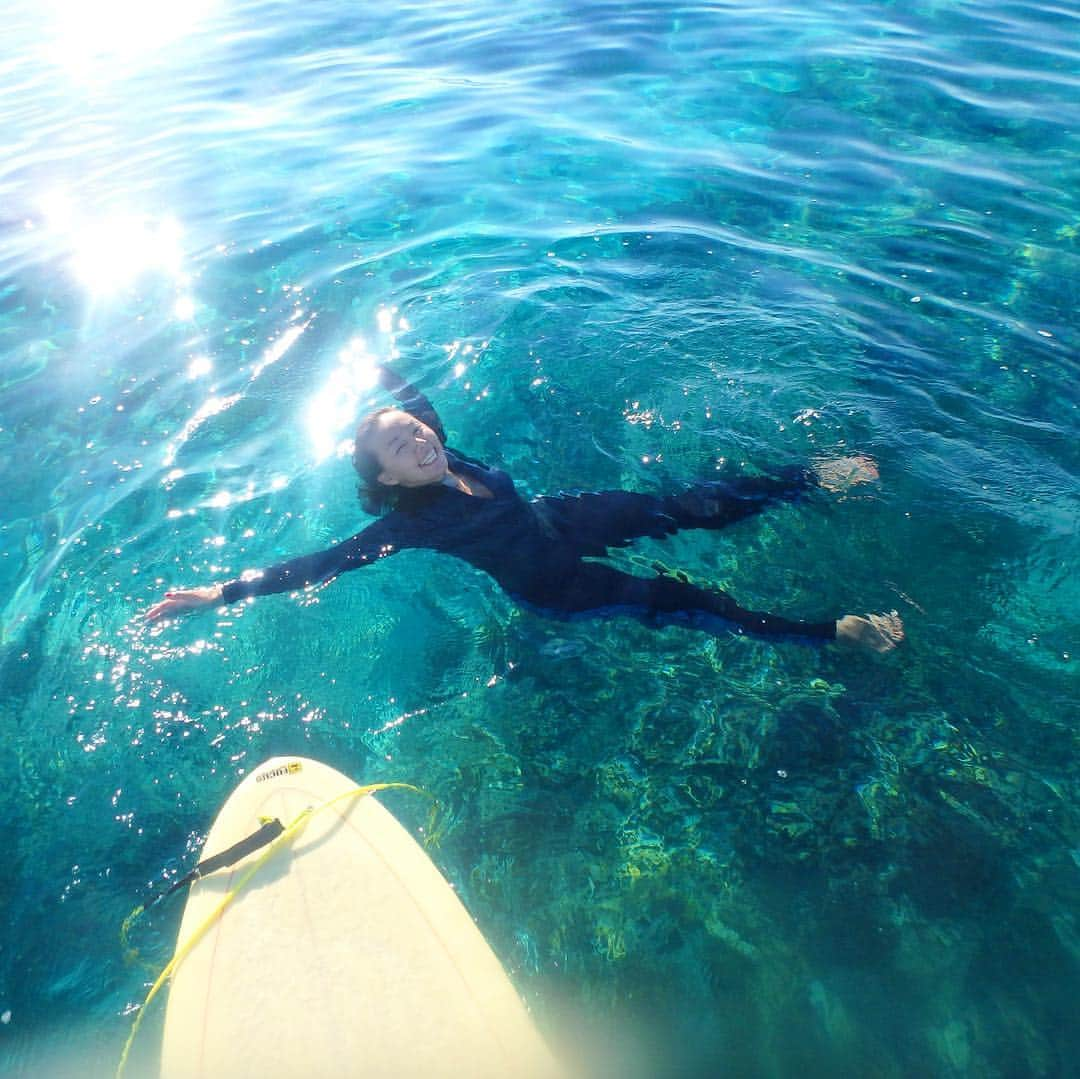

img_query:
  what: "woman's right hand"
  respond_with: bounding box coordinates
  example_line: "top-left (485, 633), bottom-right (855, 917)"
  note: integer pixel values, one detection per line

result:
top-left (144, 584), bottom-right (224, 623)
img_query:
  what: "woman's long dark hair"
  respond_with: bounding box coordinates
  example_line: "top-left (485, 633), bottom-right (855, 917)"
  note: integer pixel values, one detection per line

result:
top-left (352, 407), bottom-right (398, 515)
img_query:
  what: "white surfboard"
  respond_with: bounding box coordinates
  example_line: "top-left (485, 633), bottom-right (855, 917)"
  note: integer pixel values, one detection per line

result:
top-left (159, 756), bottom-right (563, 1079)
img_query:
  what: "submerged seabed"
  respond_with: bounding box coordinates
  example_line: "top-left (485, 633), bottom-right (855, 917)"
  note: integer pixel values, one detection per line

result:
top-left (1, 1), bottom-right (1077, 1076)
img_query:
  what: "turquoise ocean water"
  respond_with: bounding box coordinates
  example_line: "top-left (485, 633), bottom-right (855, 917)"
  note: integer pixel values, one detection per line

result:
top-left (1, 1), bottom-right (1077, 1075)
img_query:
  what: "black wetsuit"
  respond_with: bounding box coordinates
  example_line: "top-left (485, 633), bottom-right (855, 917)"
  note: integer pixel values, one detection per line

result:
top-left (221, 381), bottom-right (837, 643)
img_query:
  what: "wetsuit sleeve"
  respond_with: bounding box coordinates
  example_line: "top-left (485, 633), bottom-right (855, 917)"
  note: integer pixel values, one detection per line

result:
top-left (220, 515), bottom-right (404, 603)
top-left (378, 366), bottom-right (446, 443)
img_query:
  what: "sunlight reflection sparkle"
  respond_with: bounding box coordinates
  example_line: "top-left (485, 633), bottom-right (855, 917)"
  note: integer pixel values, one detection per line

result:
top-left (305, 335), bottom-right (382, 462)
top-left (38, 192), bottom-right (189, 302)
top-left (42, 0), bottom-right (220, 79)
top-left (69, 213), bottom-right (183, 294)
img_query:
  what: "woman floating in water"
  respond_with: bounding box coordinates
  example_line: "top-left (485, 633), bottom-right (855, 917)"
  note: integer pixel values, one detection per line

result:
top-left (145, 366), bottom-right (903, 652)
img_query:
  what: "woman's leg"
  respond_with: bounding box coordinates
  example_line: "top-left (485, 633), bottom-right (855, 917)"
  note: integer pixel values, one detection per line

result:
top-left (663, 466), bottom-right (817, 529)
top-left (520, 560), bottom-right (836, 644)
top-left (531, 467), bottom-right (816, 556)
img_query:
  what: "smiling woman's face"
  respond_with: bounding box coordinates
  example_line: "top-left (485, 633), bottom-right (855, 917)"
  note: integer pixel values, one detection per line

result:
top-left (361, 409), bottom-right (448, 488)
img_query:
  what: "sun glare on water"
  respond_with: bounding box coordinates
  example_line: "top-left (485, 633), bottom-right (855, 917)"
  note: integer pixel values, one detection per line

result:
top-left (36, 190), bottom-right (189, 301)
top-left (305, 337), bottom-right (383, 463)
top-left (41, 0), bottom-right (220, 80)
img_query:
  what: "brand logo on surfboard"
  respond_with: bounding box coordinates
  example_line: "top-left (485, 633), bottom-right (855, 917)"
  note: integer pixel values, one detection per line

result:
top-left (255, 761), bottom-right (303, 783)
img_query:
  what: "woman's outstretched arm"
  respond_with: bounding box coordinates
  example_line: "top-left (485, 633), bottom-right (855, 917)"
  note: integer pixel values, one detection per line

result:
top-left (377, 365), bottom-right (446, 443)
top-left (144, 515), bottom-right (406, 623)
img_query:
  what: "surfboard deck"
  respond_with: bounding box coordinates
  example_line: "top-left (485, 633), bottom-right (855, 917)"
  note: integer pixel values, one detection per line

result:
top-left (159, 756), bottom-right (562, 1079)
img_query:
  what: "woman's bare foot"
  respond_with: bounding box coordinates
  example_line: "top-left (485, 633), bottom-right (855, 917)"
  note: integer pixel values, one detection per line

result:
top-left (813, 454), bottom-right (879, 493)
top-left (836, 611), bottom-right (905, 653)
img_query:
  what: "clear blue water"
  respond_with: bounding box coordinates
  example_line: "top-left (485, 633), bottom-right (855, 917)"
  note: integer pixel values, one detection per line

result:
top-left (1, 1), bottom-right (1078, 1075)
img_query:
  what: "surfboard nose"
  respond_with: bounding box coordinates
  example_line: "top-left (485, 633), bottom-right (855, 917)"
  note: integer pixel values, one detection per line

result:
top-left (157, 757), bottom-right (566, 1079)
